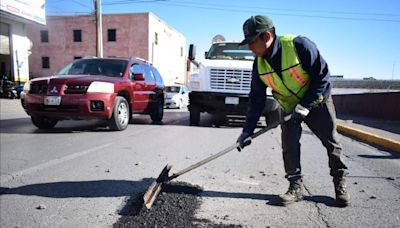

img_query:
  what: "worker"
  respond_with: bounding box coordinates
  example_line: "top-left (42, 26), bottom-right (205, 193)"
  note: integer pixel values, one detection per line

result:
top-left (236, 15), bottom-right (350, 207)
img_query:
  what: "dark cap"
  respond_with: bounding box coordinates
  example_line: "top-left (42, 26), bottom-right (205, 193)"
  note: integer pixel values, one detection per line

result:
top-left (239, 15), bottom-right (274, 46)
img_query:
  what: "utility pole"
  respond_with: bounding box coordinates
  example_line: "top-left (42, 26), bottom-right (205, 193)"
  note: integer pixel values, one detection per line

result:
top-left (94, 0), bottom-right (103, 57)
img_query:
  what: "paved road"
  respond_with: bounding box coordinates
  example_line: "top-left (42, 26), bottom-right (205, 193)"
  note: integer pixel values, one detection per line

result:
top-left (0, 99), bottom-right (399, 227)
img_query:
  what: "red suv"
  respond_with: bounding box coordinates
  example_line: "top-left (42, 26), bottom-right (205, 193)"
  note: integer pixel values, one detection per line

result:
top-left (22, 57), bottom-right (165, 131)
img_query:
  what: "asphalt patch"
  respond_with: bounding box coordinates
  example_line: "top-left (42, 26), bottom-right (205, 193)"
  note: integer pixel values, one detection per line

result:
top-left (114, 181), bottom-right (242, 228)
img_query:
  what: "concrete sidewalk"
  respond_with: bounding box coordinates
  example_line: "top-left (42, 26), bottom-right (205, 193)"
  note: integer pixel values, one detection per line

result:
top-left (336, 114), bottom-right (400, 152)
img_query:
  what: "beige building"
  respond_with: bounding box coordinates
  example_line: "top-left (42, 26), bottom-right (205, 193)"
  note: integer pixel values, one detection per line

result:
top-left (26, 12), bottom-right (187, 85)
top-left (1, 0), bottom-right (46, 84)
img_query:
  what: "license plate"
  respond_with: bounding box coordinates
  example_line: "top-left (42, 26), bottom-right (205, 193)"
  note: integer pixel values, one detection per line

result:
top-left (225, 97), bottom-right (239, 105)
top-left (44, 96), bottom-right (61, 106)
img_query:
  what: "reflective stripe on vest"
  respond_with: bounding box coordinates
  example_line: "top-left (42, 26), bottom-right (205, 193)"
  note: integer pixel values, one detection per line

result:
top-left (258, 35), bottom-right (311, 112)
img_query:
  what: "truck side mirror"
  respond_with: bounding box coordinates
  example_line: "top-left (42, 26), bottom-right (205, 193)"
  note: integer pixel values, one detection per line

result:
top-left (189, 44), bottom-right (196, 61)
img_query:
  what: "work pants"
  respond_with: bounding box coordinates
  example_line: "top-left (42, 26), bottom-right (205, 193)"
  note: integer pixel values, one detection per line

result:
top-left (281, 95), bottom-right (348, 182)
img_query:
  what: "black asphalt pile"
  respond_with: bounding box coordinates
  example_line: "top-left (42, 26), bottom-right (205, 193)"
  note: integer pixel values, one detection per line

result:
top-left (114, 181), bottom-right (242, 228)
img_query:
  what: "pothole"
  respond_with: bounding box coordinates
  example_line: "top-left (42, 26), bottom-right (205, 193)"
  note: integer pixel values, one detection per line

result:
top-left (114, 181), bottom-right (242, 227)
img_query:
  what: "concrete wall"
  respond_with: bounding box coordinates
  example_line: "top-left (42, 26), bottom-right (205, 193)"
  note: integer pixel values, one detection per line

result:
top-left (148, 13), bottom-right (186, 85)
top-left (26, 13), bottom-right (186, 84)
top-left (332, 79), bottom-right (400, 90)
top-left (332, 92), bottom-right (400, 120)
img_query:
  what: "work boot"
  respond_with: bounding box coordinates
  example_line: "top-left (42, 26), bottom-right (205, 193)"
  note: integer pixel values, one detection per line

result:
top-left (334, 177), bottom-right (350, 207)
top-left (279, 179), bottom-right (304, 206)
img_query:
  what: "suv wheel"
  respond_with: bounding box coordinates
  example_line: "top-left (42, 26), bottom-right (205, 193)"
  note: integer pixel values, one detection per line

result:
top-left (108, 96), bottom-right (129, 131)
top-left (31, 116), bottom-right (58, 129)
top-left (189, 104), bottom-right (200, 126)
top-left (150, 99), bottom-right (164, 123)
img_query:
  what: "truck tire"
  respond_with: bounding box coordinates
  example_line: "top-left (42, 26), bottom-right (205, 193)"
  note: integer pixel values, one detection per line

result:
top-left (31, 116), bottom-right (58, 129)
top-left (108, 96), bottom-right (129, 131)
top-left (189, 105), bottom-right (200, 126)
top-left (150, 99), bottom-right (164, 123)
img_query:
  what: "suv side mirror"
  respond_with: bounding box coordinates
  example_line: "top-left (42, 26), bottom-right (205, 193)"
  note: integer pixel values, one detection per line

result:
top-left (188, 44), bottom-right (196, 61)
top-left (133, 73), bottom-right (145, 81)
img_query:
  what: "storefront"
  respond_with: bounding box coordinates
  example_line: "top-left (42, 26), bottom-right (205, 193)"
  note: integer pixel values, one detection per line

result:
top-left (0, 0), bottom-right (46, 85)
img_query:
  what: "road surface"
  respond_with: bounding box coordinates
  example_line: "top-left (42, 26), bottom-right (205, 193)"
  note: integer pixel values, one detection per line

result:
top-left (0, 99), bottom-right (399, 227)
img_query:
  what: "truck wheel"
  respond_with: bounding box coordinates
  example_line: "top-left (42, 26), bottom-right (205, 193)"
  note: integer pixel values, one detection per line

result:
top-left (189, 105), bottom-right (200, 126)
top-left (31, 116), bottom-right (58, 129)
top-left (213, 112), bottom-right (227, 127)
top-left (108, 96), bottom-right (129, 131)
top-left (150, 99), bottom-right (164, 123)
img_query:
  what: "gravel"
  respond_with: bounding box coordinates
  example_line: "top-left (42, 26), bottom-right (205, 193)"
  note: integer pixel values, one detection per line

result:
top-left (114, 181), bottom-right (242, 228)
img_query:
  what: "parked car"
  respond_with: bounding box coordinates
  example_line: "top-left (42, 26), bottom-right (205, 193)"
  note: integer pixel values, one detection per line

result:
top-left (164, 84), bottom-right (189, 109)
top-left (22, 57), bottom-right (165, 131)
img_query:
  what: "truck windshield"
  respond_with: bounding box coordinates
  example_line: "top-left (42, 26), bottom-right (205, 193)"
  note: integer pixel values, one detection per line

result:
top-left (206, 42), bottom-right (255, 61)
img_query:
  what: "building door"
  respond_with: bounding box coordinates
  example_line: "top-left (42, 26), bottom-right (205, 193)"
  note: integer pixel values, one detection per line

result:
top-left (0, 22), bottom-right (12, 81)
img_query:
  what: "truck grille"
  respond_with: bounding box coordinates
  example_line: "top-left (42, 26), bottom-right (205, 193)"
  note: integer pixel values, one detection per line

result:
top-left (210, 69), bottom-right (252, 91)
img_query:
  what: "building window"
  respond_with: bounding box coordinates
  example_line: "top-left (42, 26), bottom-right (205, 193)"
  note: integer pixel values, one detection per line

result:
top-left (40, 30), bottom-right (48, 42)
top-left (42, 57), bottom-right (50, 69)
top-left (154, 32), bottom-right (158, 45)
top-left (74, 56), bottom-right (82, 60)
top-left (180, 47), bottom-right (183, 57)
top-left (73, 30), bottom-right (82, 42)
top-left (108, 29), bottom-right (116, 42)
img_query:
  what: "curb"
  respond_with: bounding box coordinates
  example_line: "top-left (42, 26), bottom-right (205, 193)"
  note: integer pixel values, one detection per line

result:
top-left (336, 123), bottom-right (400, 153)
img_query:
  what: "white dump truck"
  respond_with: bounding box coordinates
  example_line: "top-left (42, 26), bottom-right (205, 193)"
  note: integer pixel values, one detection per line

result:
top-left (187, 37), bottom-right (277, 126)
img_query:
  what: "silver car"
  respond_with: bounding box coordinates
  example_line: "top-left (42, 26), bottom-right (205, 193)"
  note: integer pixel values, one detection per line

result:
top-left (164, 84), bottom-right (189, 109)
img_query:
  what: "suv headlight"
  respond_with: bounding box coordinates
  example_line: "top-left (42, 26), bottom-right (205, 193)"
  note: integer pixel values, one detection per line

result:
top-left (23, 81), bottom-right (31, 92)
top-left (87, 81), bottom-right (114, 93)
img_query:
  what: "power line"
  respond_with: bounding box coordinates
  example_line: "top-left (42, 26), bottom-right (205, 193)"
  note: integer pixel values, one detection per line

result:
top-left (103, 0), bottom-right (167, 5)
top-left (154, 1), bottom-right (400, 23)
top-left (102, 0), bottom-right (400, 23)
top-left (170, 0), bottom-right (400, 17)
top-left (46, 11), bottom-right (92, 16)
top-left (46, 0), bottom-right (93, 15)
top-left (70, 0), bottom-right (92, 9)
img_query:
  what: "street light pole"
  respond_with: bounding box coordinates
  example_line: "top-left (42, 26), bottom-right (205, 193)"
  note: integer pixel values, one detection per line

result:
top-left (94, 0), bottom-right (103, 57)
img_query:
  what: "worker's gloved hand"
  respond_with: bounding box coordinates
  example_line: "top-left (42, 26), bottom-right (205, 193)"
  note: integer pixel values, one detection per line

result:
top-left (285, 104), bottom-right (310, 124)
top-left (237, 132), bottom-right (252, 152)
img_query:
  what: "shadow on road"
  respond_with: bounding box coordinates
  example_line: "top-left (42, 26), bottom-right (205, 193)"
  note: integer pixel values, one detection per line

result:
top-left (303, 195), bottom-right (337, 207)
top-left (0, 111), bottom-right (245, 134)
top-left (0, 179), bottom-right (342, 208)
top-left (358, 154), bottom-right (400, 159)
top-left (0, 179), bottom-right (154, 198)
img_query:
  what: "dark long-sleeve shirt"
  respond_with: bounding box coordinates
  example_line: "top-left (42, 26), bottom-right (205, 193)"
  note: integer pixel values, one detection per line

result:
top-left (243, 35), bottom-right (332, 135)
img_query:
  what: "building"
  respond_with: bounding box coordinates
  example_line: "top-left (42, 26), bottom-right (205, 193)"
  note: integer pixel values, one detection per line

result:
top-left (0, 0), bottom-right (46, 84)
top-left (26, 12), bottom-right (187, 85)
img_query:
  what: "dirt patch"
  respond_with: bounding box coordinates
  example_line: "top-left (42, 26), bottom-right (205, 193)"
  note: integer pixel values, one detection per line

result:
top-left (114, 181), bottom-right (242, 228)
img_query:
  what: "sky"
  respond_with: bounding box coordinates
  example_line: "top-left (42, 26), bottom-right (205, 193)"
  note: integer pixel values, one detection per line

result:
top-left (45, 0), bottom-right (400, 80)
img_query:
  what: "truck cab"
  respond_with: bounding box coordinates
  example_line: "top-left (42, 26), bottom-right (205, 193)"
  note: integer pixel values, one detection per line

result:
top-left (187, 41), bottom-right (276, 126)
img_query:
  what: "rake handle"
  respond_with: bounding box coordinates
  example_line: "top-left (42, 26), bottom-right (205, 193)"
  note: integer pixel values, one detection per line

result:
top-left (167, 122), bottom-right (279, 181)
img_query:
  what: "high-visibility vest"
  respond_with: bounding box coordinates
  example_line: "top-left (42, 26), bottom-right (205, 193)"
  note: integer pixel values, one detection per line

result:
top-left (258, 35), bottom-right (311, 113)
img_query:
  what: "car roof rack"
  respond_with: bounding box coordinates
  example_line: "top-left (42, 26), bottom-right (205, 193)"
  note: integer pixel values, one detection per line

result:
top-left (130, 56), bottom-right (152, 65)
top-left (82, 56), bottom-right (97, 59)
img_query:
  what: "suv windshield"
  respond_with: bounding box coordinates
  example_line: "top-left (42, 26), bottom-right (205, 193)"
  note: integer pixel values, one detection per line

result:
top-left (206, 42), bottom-right (254, 61)
top-left (58, 59), bottom-right (128, 77)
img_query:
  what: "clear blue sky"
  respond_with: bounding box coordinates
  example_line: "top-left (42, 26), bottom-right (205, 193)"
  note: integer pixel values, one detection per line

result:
top-left (46, 0), bottom-right (400, 80)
